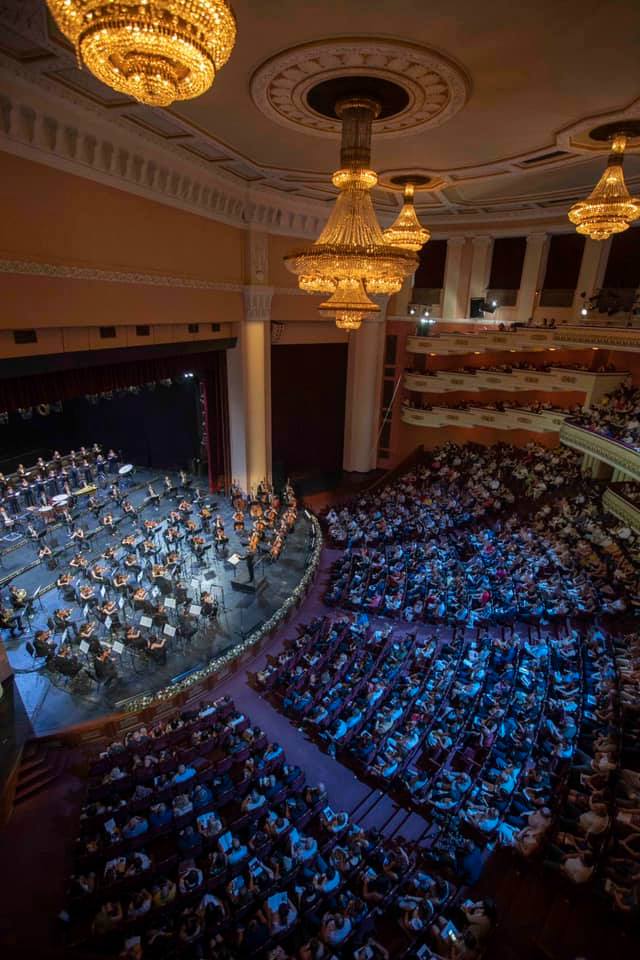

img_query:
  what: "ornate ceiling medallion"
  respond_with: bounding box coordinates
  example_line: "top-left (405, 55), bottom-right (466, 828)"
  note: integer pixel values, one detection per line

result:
top-left (250, 38), bottom-right (469, 140)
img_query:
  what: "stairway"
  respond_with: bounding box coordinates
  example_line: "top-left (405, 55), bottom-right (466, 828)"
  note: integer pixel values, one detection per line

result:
top-left (13, 740), bottom-right (68, 807)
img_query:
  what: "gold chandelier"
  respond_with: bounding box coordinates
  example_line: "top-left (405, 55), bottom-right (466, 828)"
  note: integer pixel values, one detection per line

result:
top-left (284, 96), bottom-right (428, 330)
top-left (46, 1), bottom-right (237, 108)
top-left (568, 134), bottom-right (640, 241)
top-left (383, 183), bottom-right (431, 251)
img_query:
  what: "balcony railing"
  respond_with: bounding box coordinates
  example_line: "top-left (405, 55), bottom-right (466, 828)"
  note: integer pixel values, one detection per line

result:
top-left (401, 404), bottom-right (566, 434)
top-left (560, 422), bottom-right (640, 481)
top-left (407, 323), bottom-right (640, 356)
top-left (602, 485), bottom-right (640, 533)
top-left (404, 369), bottom-right (626, 399)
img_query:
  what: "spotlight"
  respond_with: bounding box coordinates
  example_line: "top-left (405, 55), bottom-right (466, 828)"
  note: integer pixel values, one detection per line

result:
top-left (580, 306), bottom-right (588, 317)
top-left (491, 300), bottom-right (498, 308)
top-left (183, 372), bottom-right (195, 380)
top-left (408, 305), bottom-right (417, 317)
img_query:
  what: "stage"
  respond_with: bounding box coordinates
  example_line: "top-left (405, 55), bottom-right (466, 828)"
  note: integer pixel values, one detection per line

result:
top-left (0, 468), bottom-right (315, 736)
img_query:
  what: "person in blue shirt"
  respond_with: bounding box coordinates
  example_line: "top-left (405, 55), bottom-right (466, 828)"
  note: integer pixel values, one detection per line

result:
top-left (173, 763), bottom-right (196, 785)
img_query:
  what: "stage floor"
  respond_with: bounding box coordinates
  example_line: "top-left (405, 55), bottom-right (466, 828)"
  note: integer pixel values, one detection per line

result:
top-left (0, 469), bottom-right (314, 736)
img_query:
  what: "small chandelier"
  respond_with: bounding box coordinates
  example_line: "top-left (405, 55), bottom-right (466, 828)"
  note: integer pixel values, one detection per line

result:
top-left (384, 182), bottom-right (431, 252)
top-left (285, 96), bottom-right (428, 330)
top-left (46, 1), bottom-right (237, 108)
top-left (568, 133), bottom-right (640, 241)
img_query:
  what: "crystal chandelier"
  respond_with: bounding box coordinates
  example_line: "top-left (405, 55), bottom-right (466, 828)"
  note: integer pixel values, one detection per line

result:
top-left (568, 134), bottom-right (640, 241)
top-left (285, 96), bottom-right (428, 330)
top-left (383, 182), bottom-right (431, 251)
top-left (46, 1), bottom-right (237, 108)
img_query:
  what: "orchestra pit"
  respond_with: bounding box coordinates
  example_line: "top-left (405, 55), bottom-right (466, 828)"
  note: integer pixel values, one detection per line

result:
top-left (1, 3), bottom-right (640, 960)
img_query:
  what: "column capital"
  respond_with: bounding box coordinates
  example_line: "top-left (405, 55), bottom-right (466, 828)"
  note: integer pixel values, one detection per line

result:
top-left (446, 235), bottom-right (467, 247)
top-left (471, 234), bottom-right (493, 246)
top-left (243, 284), bottom-right (274, 321)
top-left (526, 231), bottom-right (548, 244)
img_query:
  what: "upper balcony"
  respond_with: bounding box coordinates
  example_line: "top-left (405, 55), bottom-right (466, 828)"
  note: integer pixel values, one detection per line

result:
top-left (560, 422), bottom-right (640, 481)
top-left (404, 368), bottom-right (626, 403)
top-left (401, 403), bottom-right (566, 434)
top-left (406, 323), bottom-right (640, 357)
top-left (602, 485), bottom-right (640, 534)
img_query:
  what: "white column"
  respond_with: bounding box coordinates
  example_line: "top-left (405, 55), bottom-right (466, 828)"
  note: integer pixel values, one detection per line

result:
top-left (517, 232), bottom-right (548, 323)
top-left (469, 236), bottom-right (493, 302)
top-left (343, 302), bottom-right (387, 473)
top-left (572, 237), bottom-right (612, 317)
top-left (441, 237), bottom-right (467, 320)
top-left (226, 229), bottom-right (273, 493)
top-left (391, 274), bottom-right (415, 317)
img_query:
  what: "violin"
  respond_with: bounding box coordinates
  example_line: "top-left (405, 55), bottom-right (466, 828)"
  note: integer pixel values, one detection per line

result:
top-left (121, 534), bottom-right (135, 547)
top-left (142, 539), bottom-right (156, 553)
top-left (250, 501), bottom-right (263, 518)
top-left (151, 564), bottom-right (167, 578)
top-left (133, 587), bottom-right (147, 602)
top-left (248, 531), bottom-right (259, 553)
top-left (144, 519), bottom-right (158, 532)
top-left (192, 535), bottom-right (205, 546)
top-left (200, 506), bottom-right (212, 520)
top-left (185, 519), bottom-right (197, 533)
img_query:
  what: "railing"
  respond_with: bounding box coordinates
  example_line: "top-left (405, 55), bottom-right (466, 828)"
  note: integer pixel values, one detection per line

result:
top-left (367, 445), bottom-right (424, 494)
top-left (401, 404), bottom-right (566, 434)
top-left (407, 323), bottom-right (640, 356)
top-left (560, 422), bottom-right (640, 481)
top-left (603, 485), bottom-right (640, 533)
top-left (404, 369), bottom-right (626, 398)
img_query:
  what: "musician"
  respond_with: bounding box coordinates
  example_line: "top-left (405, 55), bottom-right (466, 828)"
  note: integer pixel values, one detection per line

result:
top-left (141, 539), bottom-right (158, 559)
top-left (70, 525), bottom-right (86, 546)
top-left (38, 543), bottom-right (53, 564)
top-left (107, 449), bottom-right (119, 475)
top-left (81, 458), bottom-right (93, 486)
top-left (144, 519), bottom-right (159, 536)
top-left (113, 572), bottom-right (131, 593)
top-left (9, 585), bottom-right (27, 611)
top-left (166, 550), bottom-right (180, 568)
top-left (56, 572), bottom-right (74, 591)
top-left (121, 533), bottom-right (136, 550)
top-left (233, 509), bottom-right (245, 533)
top-left (133, 587), bottom-right (148, 611)
top-left (53, 607), bottom-right (73, 632)
top-left (199, 504), bottom-right (212, 533)
top-left (125, 624), bottom-right (146, 651)
top-left (147, 634), bottom-right (167, 664)
top-left (69, 461), bottom-right (80, 489)
top-left (70, 552), bottom-right (88, 571)
top-left (94, 648), bottom-right (117, 687)
top-left (0, 505), bottom-right (14, 530)
top-left (146, 484), bottom-right (160, 509)
top-left (34, 628), bottom-right (56, 660)
top-left (78, 584), bottom-right (96, 605)
top-left (122, 499), bottom-right (137, 522)
top-left (201, 591), bottom-right (218, 620)
top-left (102, 545), bottom-right (117, 563)
top-left (54, 645), bottom-right (81, 677)
top-left (124, 553), bottom-right (140, 573)
top-left (109, 483), bottom-right (122, 506)
top-left (87, 495), bottom-right (102, 519)
top-left (175, 580), bottom-right (189, 604)
top-left (270, 534), bottom-right (284, 562)
top-left (95, 454), bottom-right (107, 482)
top-left (102, 513), bottom-right (115, 535)
top-left (179, 469), bottom-right (192, 490)
top-left (52, 450), bottom-right (62, 468)
top-left (79, 621), bottom-right (100, 652)
top-left (98, 599), bottom-right (118, 623)
top-left (243, 550), bottom-right (255, 583)
top-left (265, 506), bottom-right (277, 528)
top-left (163, 475), bottom-right (174, 498)
top-left (90, 565), bottom-right (107, 584)
top-left (178, 499), bottom-right (192, 516)
top-left (191, 535), bottom-right (206, 563)
top-left (0, 604), bottom-right (21, 635)
top-left (5, 485), bottom-right (19, 516)
top-left (61, 508), bottom-right (74, 532)
top-left (19, 477), bottom-right (34, 508)
top-left (165, 526), bottom-right (181, 546)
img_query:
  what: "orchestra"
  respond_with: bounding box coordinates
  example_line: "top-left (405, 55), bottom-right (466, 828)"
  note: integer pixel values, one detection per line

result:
top-left (0, 461), bottom-right (300, 696)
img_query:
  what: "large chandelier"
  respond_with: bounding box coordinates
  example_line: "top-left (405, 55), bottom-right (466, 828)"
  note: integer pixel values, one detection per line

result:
top-left (568, 134), bottom-right (640, 241)
top-left (46, 1), bottom-right (237, 108)
top-left (284, 96), bottom-right (428, 330)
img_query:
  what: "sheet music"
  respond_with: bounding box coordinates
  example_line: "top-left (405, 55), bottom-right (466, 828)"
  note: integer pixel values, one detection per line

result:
top-left (164, 597), bottom-right (176, 609)
top-left (163, 624), bottom-right (176, 637)
top-left (228, 553), bottom-right (242, 566)
top-left (189, 604), bottom-right (202, 616)
top-left (79, 640), bottom-right (90, 654)
top-left (140, 615), bottom-right (153, 628)
top-left (112, 641), bottom-right (124, 655)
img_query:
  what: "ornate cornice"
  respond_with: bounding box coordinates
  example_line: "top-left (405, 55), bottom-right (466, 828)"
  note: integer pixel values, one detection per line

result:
top-left (0, 257), bottom-right (244, 292)
top-left (560, 423), bottom-right (640, 481)
top-left (603, 488), bottom-right (640, 534)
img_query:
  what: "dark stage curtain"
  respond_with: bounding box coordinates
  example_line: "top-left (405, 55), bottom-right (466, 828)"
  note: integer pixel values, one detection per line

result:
top-left (201, 353), bottom-right (231, 492)
top-left (271, 343), bottom-right (348, 481)
top-left (0, 350), bottom-right (223, 413)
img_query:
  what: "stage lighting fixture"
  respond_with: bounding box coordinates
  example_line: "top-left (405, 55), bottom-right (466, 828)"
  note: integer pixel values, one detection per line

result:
top-left (581, 307), bottom-right (589, 317)
top-left (408, 305), bottom-right (417, 316)
top-left (491, 299), bottom-right (498, 308)
top-left (184, 372), bottom-right (195, 379)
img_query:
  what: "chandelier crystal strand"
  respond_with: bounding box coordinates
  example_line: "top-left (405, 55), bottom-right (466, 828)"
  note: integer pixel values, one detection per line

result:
top-left (568, 134), bottom-right (640, 241)
top-left (383, 183), bottom-right (432, 252)
top-left (46, 1), bottom-right (237, 108)
top-left (284, 96), bottom-right (426, 330)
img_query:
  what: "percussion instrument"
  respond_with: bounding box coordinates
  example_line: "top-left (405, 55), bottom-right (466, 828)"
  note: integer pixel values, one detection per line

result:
top-left (119, 464), bottom-right (133, 476)
top-left (76, 485), bottom-right (97, 496)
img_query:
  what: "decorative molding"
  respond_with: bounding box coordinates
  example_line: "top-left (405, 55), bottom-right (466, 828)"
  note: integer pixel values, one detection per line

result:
top-left (0, 257), bottom-right (244, 292)
top-left (250, 38), bottom-right (469, 140)
top-left (246, 230), bottom-right (269, 285)
top-left (560, 423), bottom-right (640, 481)
top-left (243, 285), bottom-right (274, 321)
top-left (603, 488), bottom-right (640, 533)
top-left (401, 404), bottom-right (565, 433)
top-left (404, 369), bottom-right (626, 396)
